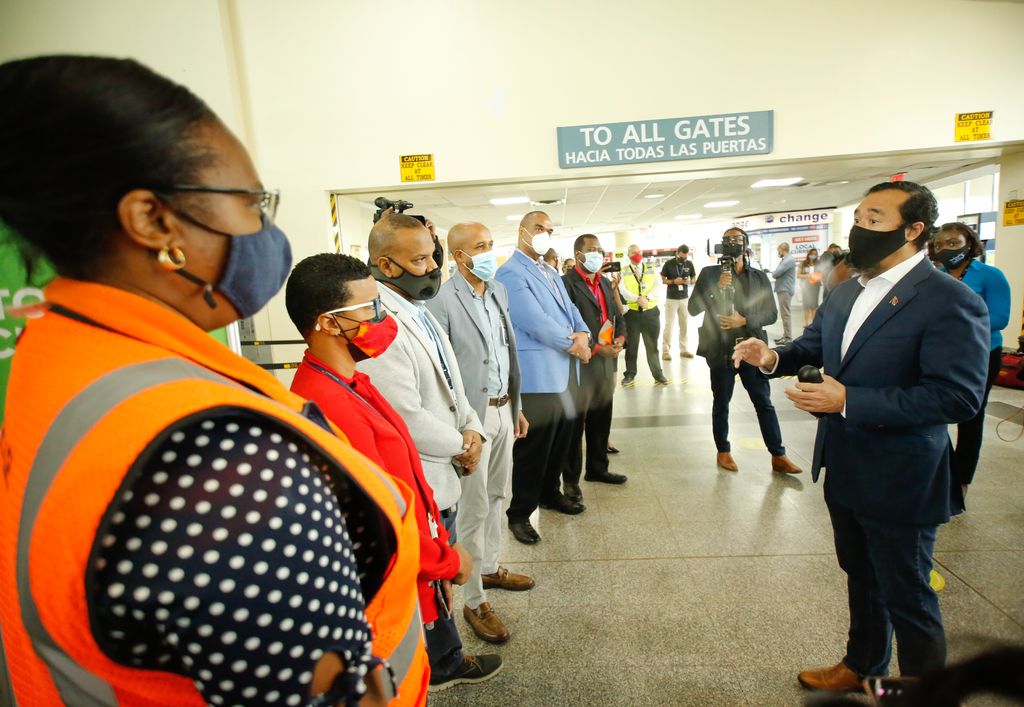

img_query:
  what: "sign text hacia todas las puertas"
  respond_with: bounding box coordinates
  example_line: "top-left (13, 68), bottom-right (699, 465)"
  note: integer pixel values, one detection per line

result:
top-left (556, 111), bottom-right (773, 169)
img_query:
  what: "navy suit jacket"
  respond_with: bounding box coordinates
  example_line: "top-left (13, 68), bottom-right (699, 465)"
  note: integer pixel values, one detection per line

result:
top-left (773, 258), bottom-right (989, 526)
top-left (562, 269), bottom-right (628, 377)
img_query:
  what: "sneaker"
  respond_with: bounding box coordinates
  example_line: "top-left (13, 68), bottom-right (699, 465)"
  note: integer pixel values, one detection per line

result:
top-left (654, 377), bottom-right (670, 386)
top-left (682, 351), bottom-right (695, 359)
top-left (661, 352), bottom-right (672, 360)
top-left (621, 376), bottom-right (636, 388)
top-left (428, 654), bottom-right (504, 692)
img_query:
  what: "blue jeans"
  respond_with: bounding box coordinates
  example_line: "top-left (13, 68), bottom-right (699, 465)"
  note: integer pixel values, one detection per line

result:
top-left (826, 493), bottom-right (946, 677)
top-left (424, 508), bottom-right (465, 679)
top-left (708, 362), bottom-right (784, 456)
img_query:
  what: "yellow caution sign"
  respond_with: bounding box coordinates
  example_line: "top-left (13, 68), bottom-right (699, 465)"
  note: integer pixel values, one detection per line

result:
top-left (400, 153), bottom-right (435, 183)
top-left (954, 111), bottom-right (992, 142)
top-left (1004, 199), bottom-right (1024, 227)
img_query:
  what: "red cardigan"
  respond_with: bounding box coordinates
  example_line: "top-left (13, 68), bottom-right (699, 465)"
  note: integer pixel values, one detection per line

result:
top-left (291, 350), bottom-right (459, 623)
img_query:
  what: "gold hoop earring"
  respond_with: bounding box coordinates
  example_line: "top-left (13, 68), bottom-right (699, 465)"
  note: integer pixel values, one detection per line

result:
top-left (157, 246), bottom-right (187, 271)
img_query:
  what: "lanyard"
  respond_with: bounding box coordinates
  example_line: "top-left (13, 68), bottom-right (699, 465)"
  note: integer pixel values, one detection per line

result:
top-left (629, 263), bottom-right (650, 296)
top-left (305, 360), bottom-right (384, 421)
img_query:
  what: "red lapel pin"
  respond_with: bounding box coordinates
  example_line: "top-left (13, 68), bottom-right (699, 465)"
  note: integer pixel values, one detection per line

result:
top-left (889, 296), bottom-right (899, 306)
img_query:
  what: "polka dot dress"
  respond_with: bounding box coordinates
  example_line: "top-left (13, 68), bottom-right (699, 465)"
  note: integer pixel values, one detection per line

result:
top-left (91, 411), bottom-right (388, 706)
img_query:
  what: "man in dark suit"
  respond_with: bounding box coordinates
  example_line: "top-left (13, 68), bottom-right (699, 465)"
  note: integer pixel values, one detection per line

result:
top-left (561, 234), bottom-right (629, 502)
top-left (689, 227), bottom-right (802, 474)
top-left (733, 181), bottom-right (990, 692)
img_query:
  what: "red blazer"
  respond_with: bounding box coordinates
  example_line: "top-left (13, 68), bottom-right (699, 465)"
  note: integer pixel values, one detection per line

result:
top-left (291, 351), bottom-right (459, 622)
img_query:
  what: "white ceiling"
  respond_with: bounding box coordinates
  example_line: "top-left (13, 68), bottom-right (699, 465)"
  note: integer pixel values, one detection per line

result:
top-left (336, 144), bottom-right (1015, 246)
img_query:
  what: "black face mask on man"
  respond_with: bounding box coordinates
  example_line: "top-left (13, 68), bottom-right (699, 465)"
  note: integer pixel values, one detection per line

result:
top-left (847, 224), bottom-right (910, 271)
top-left (371, 259), bottom-right (442, 300)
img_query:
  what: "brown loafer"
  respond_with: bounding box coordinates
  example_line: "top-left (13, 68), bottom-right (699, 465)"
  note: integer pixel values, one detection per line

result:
top-left (716, 452), bottom-right (738, 472)
top-left (482, 566), bottom-right (535, 591)
top-left (797, 660), bottom-right (862, 692)
top-left (771, 454), bottom-right (802, 474)
top-left (463, 602), bottom-right (510, 644)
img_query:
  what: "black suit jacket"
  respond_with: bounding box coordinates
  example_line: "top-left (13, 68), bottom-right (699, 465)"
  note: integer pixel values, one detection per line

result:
top-left (562, 269), bottom-right (627, 376)
top-left (688, 263), bottom-right (777, 365)
top-left (773, 257), bottom-right (990, 526)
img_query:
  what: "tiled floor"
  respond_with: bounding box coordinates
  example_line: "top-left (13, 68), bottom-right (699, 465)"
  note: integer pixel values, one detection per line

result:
top-left (432, 315), bottom-right (1024, 706)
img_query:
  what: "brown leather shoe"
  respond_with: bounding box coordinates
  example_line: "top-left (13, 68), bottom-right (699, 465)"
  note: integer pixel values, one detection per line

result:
top-left (797, 660), bottom-right (862, 691)
top-left (771, 454), bottom-right (802, 474)
top-left (482, 566), bottom-right (535, 591)
top-left (716, 452), bottom-right (738, 471)
top-left (463, 602), bottom-right (510, 644)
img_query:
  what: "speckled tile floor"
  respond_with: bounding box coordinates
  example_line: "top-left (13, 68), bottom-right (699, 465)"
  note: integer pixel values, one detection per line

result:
top-left (431, 316), bottom-right (1024, 706)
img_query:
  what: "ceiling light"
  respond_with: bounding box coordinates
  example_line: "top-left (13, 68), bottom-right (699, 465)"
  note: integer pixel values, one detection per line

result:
top-left (490, 196), bottom-right (529, 206)
top-left (643, 193), bottom-right (665, 199)
top-left (674, 213), bottom-right (702, 220)
top-left (751, 177), bottom-right (803, 188)
top-left (824, 180), bottom-right (850, 186)
top-left (505, 214), bottom-right (524, 221)
top-left (704, 200), bottom-right (739, 208)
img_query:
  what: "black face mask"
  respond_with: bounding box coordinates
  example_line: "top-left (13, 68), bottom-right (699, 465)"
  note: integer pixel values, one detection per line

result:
top-left (720, 242), bottom-right (745, 259)
top-left (371, 258), bottom-right (442, 300)
top-left (847, 224), bottom-right (908, 271)
top-left (936, 246), bottom-right (970, 270)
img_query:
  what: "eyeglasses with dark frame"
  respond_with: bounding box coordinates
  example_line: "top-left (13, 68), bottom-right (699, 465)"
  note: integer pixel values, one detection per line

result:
top-left (158, 184), bottom-right (281, 225)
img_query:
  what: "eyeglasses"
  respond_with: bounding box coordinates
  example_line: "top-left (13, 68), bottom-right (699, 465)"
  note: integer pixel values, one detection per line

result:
top-left (322, 296), bottom-right (384, 323)
top-left (158, 184), bottom-right (281, 225)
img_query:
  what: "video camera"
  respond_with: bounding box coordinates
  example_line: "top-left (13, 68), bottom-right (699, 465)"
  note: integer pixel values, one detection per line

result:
top-left (712, 240), bottom-right (745, 273)
top-left (373, 196), bottom-right (427, 225)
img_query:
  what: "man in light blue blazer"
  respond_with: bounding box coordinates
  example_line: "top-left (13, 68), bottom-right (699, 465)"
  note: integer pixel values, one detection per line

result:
top-left (495, 211), bottom-right (592, 545)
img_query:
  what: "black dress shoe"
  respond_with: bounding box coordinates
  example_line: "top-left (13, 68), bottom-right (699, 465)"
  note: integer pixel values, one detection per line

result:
top-left (607, 445), bottom-right (620, 454)
top-left (539, 494), bottom-right (585, 515)
top-left (508, 519), bottom-right (540, 545)
top-left (564, 482), bottom-right (583, 502)
top-left (584, 471), bottom-right (628, 484)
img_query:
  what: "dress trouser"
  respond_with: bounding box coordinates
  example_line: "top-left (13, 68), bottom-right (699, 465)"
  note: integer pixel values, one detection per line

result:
top-left (951, 346), bottom-right (1002, 487)
top-left (776, 292), bottom-right (792, 339)
top-left (661, 298), bottom-right (690, 353)
top-left (507, 366), bottom-right (578, 522)
top-left (826, 491), bottom-right (945, 677)
top-left (458, 403), bottom-right (513, 609)
top-left (624, 307), bottom-right (665, 379)
top-left (708, 362), bottom-right (785, 456)
top-left (563, 360), bottom-right (615, 485)
top-left (424, 510), bottom-right (466, 678)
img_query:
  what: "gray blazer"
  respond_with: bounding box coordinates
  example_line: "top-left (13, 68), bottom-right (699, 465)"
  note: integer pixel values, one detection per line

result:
top-left (358, 284), bottom-right (484, 511)
top-left (426, 273), bottom-right (522, 423)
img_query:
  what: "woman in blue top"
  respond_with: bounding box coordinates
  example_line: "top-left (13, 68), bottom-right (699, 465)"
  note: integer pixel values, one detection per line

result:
top-left (934, 222), bottom-right (1011, 499)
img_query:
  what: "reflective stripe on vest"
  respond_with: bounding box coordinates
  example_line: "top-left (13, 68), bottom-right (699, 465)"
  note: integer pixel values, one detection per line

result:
top-left (15, 358), bottom-right (413, 704)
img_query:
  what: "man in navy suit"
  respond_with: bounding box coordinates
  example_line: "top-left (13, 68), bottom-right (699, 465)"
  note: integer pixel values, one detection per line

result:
top-left (733, 182), bottom-right (989, 692)
top-left (496, 211), bottom-right (592, 545)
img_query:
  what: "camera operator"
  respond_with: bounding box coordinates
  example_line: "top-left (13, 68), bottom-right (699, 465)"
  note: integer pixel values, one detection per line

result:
top-left (688, 227), bottom-right (802, 474)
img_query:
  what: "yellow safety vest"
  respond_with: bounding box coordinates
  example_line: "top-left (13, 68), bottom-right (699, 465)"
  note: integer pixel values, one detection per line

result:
top-left (624, 263), bottom-right (659, 311)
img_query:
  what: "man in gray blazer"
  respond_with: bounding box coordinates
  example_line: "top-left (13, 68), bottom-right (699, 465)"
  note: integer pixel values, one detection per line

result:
top-left (357, 213), bottom-right (490, 687)
top-left (428, 222), bottom-right (535, 645)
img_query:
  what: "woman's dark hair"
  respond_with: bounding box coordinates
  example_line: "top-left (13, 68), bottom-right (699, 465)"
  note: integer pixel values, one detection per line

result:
top-left (285, 253), bottom-right (373, 338)
top-left (865, 181), bottom-right (939, 249)
top-left (937, 222), bottom-right (984, 259)
top-left (0, 55), bottom-right (217, 279)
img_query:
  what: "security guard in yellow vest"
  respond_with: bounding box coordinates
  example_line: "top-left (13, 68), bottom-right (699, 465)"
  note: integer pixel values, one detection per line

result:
top-left (617, 244), bottom-right (669, 386)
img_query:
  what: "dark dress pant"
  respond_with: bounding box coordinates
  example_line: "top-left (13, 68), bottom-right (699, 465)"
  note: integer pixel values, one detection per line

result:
top-left (563, 361), bottom-right (615, 485)
top-left (951, 347), bottom-right (1001, 487)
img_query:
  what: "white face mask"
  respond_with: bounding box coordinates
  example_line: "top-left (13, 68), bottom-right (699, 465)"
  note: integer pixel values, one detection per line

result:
top-left (522, 228), bottom-right (552, 256)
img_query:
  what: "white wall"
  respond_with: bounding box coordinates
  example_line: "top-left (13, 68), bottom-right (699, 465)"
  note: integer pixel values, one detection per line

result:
top-left (996, 151), bottom-right (1024, 349)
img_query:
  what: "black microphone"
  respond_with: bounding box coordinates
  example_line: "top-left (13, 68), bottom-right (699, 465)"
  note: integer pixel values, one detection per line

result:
top-left (797, 365), bottom-right (825, 418)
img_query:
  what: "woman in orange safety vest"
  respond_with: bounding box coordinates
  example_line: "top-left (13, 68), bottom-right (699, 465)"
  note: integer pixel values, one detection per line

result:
top-left (0, 56), bottom-right (427, 706)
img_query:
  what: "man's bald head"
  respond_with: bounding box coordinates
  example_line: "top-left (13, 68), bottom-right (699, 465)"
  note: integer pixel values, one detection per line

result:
top-left (368, 213), bottom-right (429, 262)
top-left (447, 221), bottom-right (491, 255)
top-left (520, 211), bottom-right (551, 231)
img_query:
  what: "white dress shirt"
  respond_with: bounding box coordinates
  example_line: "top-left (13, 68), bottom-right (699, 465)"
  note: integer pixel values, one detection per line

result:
top-left (840, 250), bottom-right (925, 359)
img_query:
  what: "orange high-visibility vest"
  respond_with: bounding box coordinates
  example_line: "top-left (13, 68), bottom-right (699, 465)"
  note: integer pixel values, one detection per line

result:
top-left (0, 279), bottom-right (429, 706)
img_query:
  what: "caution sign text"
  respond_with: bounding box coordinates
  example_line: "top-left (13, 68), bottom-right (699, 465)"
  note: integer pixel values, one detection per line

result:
top-left (954, 111), bottom-right (992, 143)
top-left (400, 154), bottom-right (435, 182)
top-left (1004, 199), bottom-right (1024, 227)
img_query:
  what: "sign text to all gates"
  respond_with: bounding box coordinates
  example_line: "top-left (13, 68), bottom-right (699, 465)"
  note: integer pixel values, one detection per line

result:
top-left (557, 111), bottom-right (773, 169)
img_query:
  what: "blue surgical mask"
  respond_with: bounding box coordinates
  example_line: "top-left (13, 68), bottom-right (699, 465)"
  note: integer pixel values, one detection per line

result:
top-left (460, 250), bottom-right (497, 281)
top-left (580, 251), bottom-right (604, 273)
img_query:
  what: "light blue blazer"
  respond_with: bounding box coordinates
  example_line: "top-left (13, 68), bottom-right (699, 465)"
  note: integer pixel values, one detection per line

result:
top-left (495, 250), bottom-right (588, 394)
